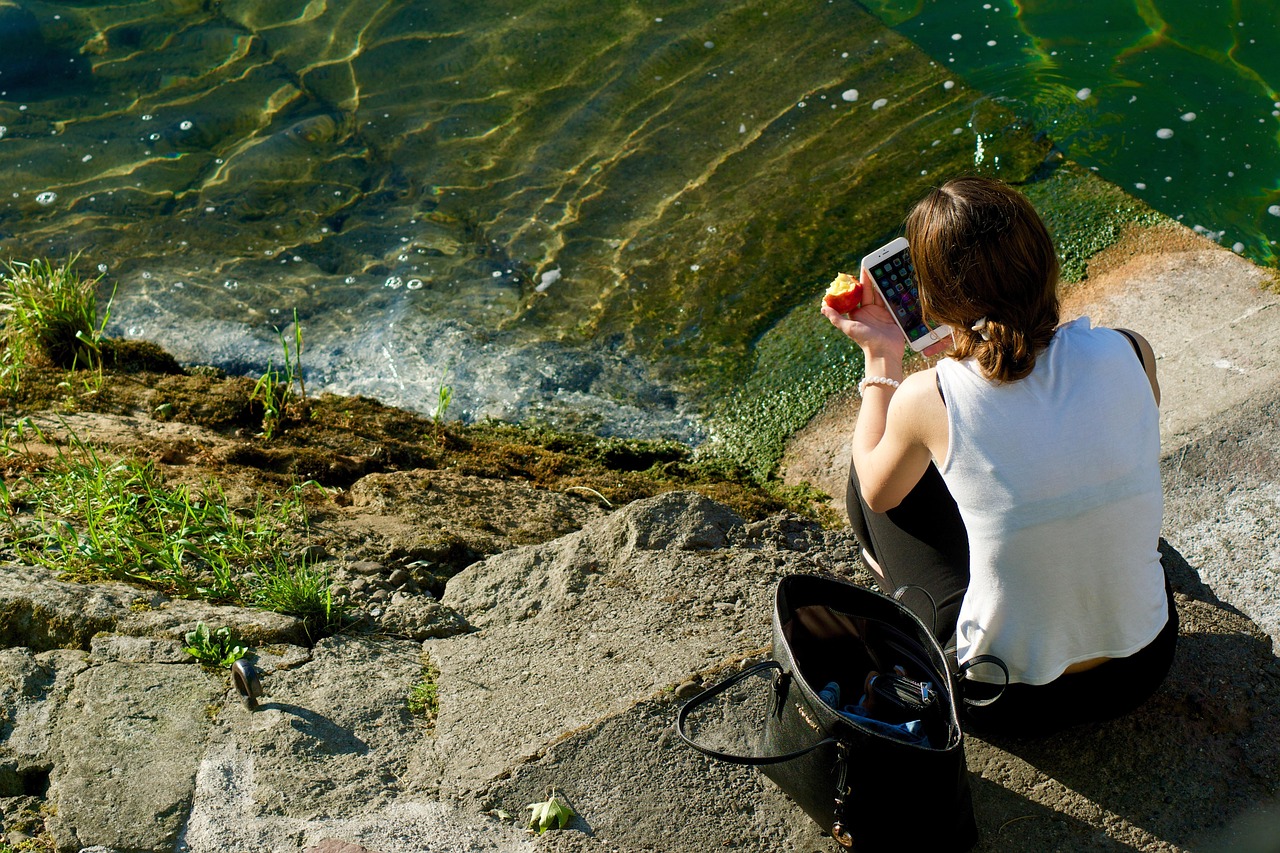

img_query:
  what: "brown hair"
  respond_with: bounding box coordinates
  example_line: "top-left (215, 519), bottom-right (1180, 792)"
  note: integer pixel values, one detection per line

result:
top-left (905, 177), bottom-right (1060, 382)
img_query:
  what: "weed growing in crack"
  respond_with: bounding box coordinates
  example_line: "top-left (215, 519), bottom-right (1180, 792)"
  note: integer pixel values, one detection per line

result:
top-left (183, 622), bottom-right (250, 668)
top-left (408, 654), bottom-right (441, 729)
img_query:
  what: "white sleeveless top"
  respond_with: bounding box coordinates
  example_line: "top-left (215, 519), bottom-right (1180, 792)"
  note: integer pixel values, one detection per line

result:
top-left (935, 317), bottom-right (1167, 685)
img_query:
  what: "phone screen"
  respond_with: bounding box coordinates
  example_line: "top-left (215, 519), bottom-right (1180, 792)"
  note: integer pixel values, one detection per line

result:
top-left (866, 248), bottom-right (936, 344)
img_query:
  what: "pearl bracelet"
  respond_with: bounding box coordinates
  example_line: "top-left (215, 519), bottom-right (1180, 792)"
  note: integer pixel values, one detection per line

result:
top-left (858, 375), bottom-right (901, 396)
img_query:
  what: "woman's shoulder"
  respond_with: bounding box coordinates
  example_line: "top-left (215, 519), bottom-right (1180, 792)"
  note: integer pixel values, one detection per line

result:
top-left (897, 367), bottom-right (948, 420)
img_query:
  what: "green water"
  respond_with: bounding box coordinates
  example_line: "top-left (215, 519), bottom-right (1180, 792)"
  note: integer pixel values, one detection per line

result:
top-left (0, 0), bottom-right (1263, 477)
top-left (864, 0), bottom-right (1280, 264)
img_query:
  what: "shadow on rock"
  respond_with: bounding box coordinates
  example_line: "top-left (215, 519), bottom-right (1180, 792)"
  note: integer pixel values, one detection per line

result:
top-left (253, 703), bottom-right (372, 756)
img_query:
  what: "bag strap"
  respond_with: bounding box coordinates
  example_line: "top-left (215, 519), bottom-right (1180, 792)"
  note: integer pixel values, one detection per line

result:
top-left (892, 584), bottom-right (939, 636)
top-left (956, 654), bottom-right (1010, 708)
top-left (675, 661), bottom-right (839, 765)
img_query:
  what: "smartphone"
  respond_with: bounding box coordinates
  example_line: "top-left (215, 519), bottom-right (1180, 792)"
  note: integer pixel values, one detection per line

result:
top-left (860, 237), bottom-right (952, 353)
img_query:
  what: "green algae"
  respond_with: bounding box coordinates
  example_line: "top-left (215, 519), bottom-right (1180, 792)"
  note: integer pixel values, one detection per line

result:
top-left (696, 297), bottom-right (863, 483)
top-left (1023, 162), bottom-right (1166, 284)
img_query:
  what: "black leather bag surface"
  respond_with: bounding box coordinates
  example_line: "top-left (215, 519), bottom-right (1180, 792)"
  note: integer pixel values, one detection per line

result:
top-left (678, 574), bottom-right (988, 851)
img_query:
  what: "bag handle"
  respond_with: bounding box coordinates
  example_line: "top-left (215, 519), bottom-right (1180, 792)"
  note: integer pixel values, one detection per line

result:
top-left (675, 661), bottom-right (839, 765)
top-left (892, 584), bottom-right (939, 637)
top-left (956, 654), bottom-right (1010, 708)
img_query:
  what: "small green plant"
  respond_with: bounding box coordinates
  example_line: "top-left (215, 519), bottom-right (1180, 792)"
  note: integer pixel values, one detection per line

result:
top-left (0, 256), bottom-right (114, 374)
top-left (183, 622), bottom-right (250, 668)
top-left (526, 790), bottom-right (575, 833)
top-left (250, 309), bottom-right (306, 439)
top-left (433, 366), bottom-right (453, 425)
top-left (407, 656), bottom-right (441, 725)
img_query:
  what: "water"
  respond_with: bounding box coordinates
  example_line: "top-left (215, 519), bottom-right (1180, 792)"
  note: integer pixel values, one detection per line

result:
top-left (0, 0), bottom-right (1274, 454)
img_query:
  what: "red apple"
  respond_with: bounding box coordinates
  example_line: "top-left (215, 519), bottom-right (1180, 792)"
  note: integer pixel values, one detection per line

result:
top-left (823, 272), bottom-right (862, 314)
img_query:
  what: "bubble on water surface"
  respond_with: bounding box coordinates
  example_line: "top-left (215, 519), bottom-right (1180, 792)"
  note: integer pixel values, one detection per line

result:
top-left (1135, 182), bottom-right (1147, 190)
top-left (872, 98), bottom-right (888, 110)
top-left (173, 281), bottom-right (185, 289)
top-left (1076, 88), bottom-right (1091, 100)
top-left (1180, 112), bottom-right (1196, 122)
top-left (690, 264), bottom-right (700, 272)
top-left (841, 89), bottom-right (858, 102)
top-left (141, 272), bottom-right (152, 280)
top-left (224, 280), bottom-right (239, 290)
top-left (536, 268), bottom-right (562, 293)
top-left (81, 154), bottom-right (92, 162)
top-left (1156, 128), bottom-right (1174, 139)
top-left (943, 81), bottom-right (954, 90)
top-left (739, 123), bottom-right (746, 133)
top-left (986, 40), bottom-right (997, 46)
top-left (142, 114), bottom-right (154, 121)
top-left (704, 41), bottom-right (714, 49)
top-left (97, 264), bottom-right (108, 273)
top-left (35, 191), bottom-right (57, 205)
top-left (1232, 243), bottom-right (1245, 253)
top-left (407, 279), bottom-right (423, 290)
top-left (1268, 205), bottom-right (1280, 217)
top-left (344, 276), bottom-right (356, 284)
top-left (179, 120), bottom-right (193, 130)
top-left (0, 127), bottom-right (5, 139)
top-left (384, 276), bottom-right (403, 289)
top-left (951, 33), bottom-right (962, 40)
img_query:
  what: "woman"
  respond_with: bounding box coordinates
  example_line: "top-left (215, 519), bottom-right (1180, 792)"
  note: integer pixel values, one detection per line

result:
top-left (820, 177), bottom-right (1176, 733)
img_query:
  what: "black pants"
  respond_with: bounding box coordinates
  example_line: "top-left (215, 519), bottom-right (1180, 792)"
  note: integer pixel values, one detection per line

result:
top-left (846, 458), bottom-right (1178, 734)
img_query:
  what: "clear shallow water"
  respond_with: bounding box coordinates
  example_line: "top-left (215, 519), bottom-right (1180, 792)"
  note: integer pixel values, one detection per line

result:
top-left (0, 0), bottom-right (1271, 451)
top-left (0, 0), bottom-right (1039, 442)
top-left (865, 0), bottom-right (1280, 264)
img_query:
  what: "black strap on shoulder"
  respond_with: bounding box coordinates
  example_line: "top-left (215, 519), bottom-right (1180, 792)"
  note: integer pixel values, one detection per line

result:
top-left (1115, 328), bottom-right (1145, 369)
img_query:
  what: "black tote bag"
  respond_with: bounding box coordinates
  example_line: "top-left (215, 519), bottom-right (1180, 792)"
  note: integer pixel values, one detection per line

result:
top-left (678, 574), bottom-right (1002, 851)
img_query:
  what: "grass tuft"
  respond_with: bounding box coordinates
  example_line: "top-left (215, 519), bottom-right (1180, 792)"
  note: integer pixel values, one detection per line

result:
top-left (250, 555), bottom-right (346, 641)
top-left (0, 257), bottom-right (113, 377)
top-left (0, 421), bottom-right (347, 640)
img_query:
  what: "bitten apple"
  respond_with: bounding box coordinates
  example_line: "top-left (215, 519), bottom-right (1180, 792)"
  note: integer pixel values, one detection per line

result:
top-left (823, 272), bottom-right (862, 314)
